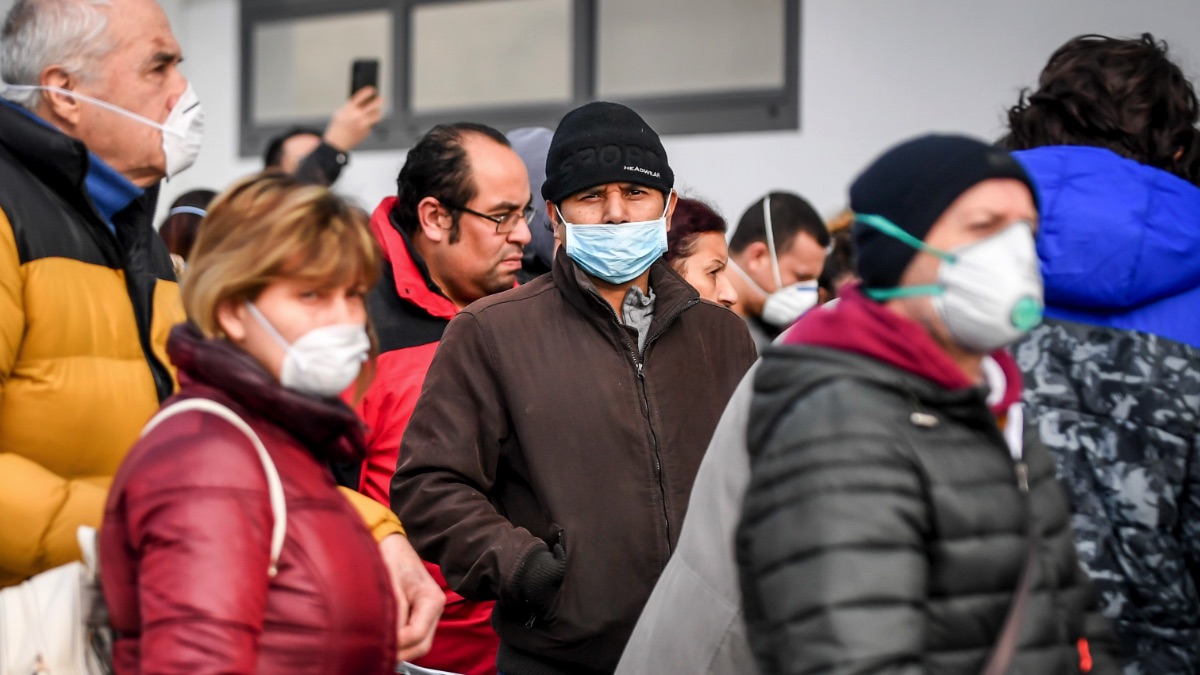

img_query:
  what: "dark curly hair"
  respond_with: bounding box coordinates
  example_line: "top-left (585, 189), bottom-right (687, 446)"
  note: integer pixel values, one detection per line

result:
top-left (1001, 33), bottom-right (1200, 184)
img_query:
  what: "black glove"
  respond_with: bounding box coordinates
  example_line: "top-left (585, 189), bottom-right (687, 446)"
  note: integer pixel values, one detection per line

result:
top-left (514, 538), bottom-right (566, 616)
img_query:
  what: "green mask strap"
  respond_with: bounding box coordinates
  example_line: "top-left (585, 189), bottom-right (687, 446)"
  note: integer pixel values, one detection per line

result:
top-left (863, 285), bottom-right (944, 301)
top-left (856, 213), bottom-right (957, 302)
top-left (855, 213), bottom-right (956, 263)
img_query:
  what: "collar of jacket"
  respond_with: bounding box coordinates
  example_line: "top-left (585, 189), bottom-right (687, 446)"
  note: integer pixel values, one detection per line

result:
top-left (0, 99), bottom-right (159, 243)
top-left (550, 246), bottom-right (700, 343)
top-left (85, 151), bottom-right (142, 231)
top-left (166, 322), bottom-right (369, 462)
top-left (756, 341), bottom-right (998, 443)
top-left (368, 196), bottom-right (461, 321)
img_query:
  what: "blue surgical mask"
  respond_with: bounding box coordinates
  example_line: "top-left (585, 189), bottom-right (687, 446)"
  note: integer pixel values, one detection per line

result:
top-left (557, 197), bottom-right (670, 284)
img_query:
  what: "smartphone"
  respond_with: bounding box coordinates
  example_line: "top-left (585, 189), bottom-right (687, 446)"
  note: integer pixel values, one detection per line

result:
top-left (350, 59), bottom-right (380, 98)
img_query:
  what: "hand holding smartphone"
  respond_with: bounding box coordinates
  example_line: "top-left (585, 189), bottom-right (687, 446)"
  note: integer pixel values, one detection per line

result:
top-left (351, 59), bottom-right (380, 100)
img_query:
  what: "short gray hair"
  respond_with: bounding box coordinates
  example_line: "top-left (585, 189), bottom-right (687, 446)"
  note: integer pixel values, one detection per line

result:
top-left (1, 0), bottom-right (113, 109)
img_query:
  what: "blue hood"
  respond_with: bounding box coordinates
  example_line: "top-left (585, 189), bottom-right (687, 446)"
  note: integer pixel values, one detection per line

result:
top-left (1014, 145), bottom-right (1200, 347)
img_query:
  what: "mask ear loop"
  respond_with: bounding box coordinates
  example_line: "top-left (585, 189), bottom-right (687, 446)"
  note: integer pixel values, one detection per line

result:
top-left (4, 84), bottom-right (181, 136)
top-left (762, 194), bottom-right (784, 290)
top-left (855, 213), bottom-right (956, 263)
top-left (728, 258), bottom-right (771, 298)
top-left (245, 302), bottom-right (294, 351)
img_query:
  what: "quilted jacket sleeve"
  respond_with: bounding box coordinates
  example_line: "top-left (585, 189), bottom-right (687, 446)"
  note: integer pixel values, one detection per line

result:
top-left (122, 425), bottom-right (275, 673)
top-left (736, 379), bottom-right (929, 675)
top-left (0, 208), bottom-right (108, 586)
top-left (391, 311), bottom-right (545, 603)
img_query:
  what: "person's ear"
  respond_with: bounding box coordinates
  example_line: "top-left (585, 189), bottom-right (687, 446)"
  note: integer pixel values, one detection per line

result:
top-left (547, 200), bottom-right (566, 244)
top-left (663, 190), bottom-right (678, 233)
top-left (743, 240), bottom-right (770, 274)
top-left (417, 196), bottom-right (448, 243)
top-left (37, 66), bottom-right (82, 125)
top-left (216, 300), bottom-right (248, 342)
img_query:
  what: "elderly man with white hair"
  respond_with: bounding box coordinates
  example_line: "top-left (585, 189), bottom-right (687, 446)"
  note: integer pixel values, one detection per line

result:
top-left (0, 0), bottom-right (195, 586)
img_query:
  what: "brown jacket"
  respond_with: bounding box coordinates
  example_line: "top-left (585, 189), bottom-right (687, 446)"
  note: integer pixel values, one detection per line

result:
top-left (392, 250), bottom-right (756, 675)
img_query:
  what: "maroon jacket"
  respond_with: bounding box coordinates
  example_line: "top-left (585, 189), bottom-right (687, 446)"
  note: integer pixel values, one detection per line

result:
top-left (100, 323), bottom-right (397, 674)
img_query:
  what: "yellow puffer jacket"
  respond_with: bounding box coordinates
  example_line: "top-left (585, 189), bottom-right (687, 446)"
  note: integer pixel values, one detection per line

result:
top-left (0, 104), bottom-right (399, 587)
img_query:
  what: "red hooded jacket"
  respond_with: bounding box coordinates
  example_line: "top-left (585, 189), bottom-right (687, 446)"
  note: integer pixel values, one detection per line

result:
top-left (353, 197), bottom-right (499, 675)
top-left (100, 324), bottom-right (397, 674)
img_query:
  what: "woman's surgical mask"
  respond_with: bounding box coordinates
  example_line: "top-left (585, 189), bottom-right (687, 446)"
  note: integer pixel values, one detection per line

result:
top-left (557, 197), bottom-right (670, 284)
top-left (857, 213), bottom-right (1044, 353)
top-left (5, 83), bottom-right (204, 179)
top-left (731, 194), bottom-right (820, 328)
top-left (246, 303), bottom-right (369, 398)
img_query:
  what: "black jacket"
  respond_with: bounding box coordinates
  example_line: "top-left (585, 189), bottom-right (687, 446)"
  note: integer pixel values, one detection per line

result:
top-left (392, 249), bottom-right (757, 675)
top-left (737, 344), bottom-right (1120, 675)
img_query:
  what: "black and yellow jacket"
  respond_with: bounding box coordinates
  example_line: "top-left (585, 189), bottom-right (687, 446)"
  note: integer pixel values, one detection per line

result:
top-left (0, 101), bottom-right (184, 586)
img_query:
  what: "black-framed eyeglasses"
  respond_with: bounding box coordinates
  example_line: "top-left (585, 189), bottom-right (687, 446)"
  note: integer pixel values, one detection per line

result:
top-left (440, 199), bottom-right (535, 234)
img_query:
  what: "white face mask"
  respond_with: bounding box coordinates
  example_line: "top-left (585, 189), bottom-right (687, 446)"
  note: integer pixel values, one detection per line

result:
top-left (729, 194), bottom-right (820, 328)
top-left (859, 214), bottom-right (1044, 353)
top-left (5, 82), bottom-right (204, 180)
top-left (246, 303), bottom-right (370, 398)
top-left (729, 259), bottom-right (819, 328)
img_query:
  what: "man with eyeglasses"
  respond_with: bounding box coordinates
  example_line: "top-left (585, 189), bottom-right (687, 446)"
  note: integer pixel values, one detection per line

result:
top-left (351, 121), bottom-right (532, 675)
top-left (391, 102), bottom-right (757, 675)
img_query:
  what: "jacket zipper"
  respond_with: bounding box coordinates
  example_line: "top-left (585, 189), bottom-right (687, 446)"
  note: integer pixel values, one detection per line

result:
top-left (587, 287), bottom-right (697, 561)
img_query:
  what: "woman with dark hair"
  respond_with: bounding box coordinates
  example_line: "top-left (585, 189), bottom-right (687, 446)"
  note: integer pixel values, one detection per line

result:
top-left (1003, 33), bottom-right (1200, 674)
top-left (158, 189), bottom-right (216, 276)
top-left (665, 197), bottom-right (738, 308)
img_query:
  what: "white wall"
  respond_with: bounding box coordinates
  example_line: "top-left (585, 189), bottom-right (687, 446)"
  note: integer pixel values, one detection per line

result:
top-left (14, 0), bottom-right (1200, 224)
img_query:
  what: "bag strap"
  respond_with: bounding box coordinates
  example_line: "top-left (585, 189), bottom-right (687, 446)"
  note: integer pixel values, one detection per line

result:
top-left (141, 398), bottom-right (287, 577)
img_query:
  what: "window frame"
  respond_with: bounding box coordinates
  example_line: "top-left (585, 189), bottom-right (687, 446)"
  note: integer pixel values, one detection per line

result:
top-left (239, 0), bottom-right (801, 157)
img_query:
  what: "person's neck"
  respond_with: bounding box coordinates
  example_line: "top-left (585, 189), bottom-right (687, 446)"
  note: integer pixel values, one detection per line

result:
top-left (590, 270), bottom-right (651, 322)
top-left (884, 297), bottom-right (985, 384)
top-left (942, 343), bottom-right (985, 383)
top-left (411, 236), bottom-right (471, 310)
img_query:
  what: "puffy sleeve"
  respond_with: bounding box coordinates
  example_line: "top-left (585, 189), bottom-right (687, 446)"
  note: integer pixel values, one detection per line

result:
top-left (117, 420), bottom-right (275, 674)
top-left (0, 206), bottom-right (109, 586)
top-left (736, 379), bottom-right (929, 675)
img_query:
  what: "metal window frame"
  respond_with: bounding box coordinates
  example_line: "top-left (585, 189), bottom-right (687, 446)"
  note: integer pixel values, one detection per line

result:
top-left (239, 0), bottom-right (800, 157)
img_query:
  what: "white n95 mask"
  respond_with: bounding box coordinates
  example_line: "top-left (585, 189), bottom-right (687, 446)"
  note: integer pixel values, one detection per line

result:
top-left (858, 214), bottom-right (1044, 353)
top-left (246, 303), bottom-right (369, 398)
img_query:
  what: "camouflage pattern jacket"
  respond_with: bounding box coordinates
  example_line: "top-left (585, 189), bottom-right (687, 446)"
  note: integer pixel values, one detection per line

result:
top-left (1015, 146), bottom-right (1200, 674)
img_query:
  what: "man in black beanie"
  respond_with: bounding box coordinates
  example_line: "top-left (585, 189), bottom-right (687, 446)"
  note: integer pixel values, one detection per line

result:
top-left (392, 101), bottom-right (757, 675)
top-left (735, 133), bottom-right (1120, 674)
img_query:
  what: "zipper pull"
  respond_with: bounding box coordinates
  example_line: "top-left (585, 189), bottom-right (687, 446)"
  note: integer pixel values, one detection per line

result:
top-left (636, 361), bottom-right (644, 378)
top-left (1015, 462), bottom-right (1029, 493)
top-left (525, 613), bottom-right (536, 628)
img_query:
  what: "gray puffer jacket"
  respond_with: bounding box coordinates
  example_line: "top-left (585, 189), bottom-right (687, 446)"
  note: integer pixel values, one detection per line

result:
top-left (736, 344), bottom-right (1120, 675)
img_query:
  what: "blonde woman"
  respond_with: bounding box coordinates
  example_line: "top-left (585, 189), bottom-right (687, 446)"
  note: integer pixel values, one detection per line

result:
top-left (100, 174), bottom-right (440, 673)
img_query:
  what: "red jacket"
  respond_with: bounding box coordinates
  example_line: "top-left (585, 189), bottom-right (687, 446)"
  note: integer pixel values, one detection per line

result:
top-left (355, 198), bottom-right (499, 675)
top-left (101, 324), bottom-right (397, 674)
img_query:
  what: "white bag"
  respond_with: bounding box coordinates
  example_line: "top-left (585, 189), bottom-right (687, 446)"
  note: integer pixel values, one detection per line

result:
top-left (0, 528), bottom-right (111, 675)
top-left (0, 398), bottom-right (286, 675)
